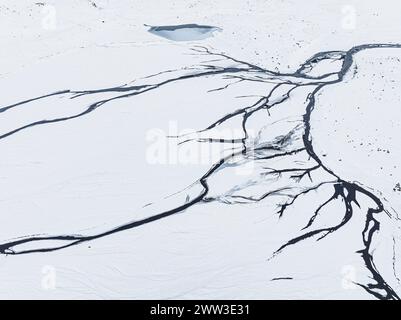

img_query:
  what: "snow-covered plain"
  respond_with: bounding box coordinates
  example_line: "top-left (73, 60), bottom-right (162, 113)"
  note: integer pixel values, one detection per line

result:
top-left (0, 0), bottom-right (401, 299)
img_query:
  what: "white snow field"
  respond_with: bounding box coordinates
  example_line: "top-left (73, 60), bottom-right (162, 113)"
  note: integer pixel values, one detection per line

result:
top-left (0, 0), bottom-right (401, 299)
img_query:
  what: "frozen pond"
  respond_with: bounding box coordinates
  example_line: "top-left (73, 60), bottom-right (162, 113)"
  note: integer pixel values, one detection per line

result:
top-left (146, 24), bottom-right (221, 41)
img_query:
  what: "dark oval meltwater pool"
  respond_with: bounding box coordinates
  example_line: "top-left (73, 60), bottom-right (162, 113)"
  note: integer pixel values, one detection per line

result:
top-left (146, 23), bottom-right (221, 41)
